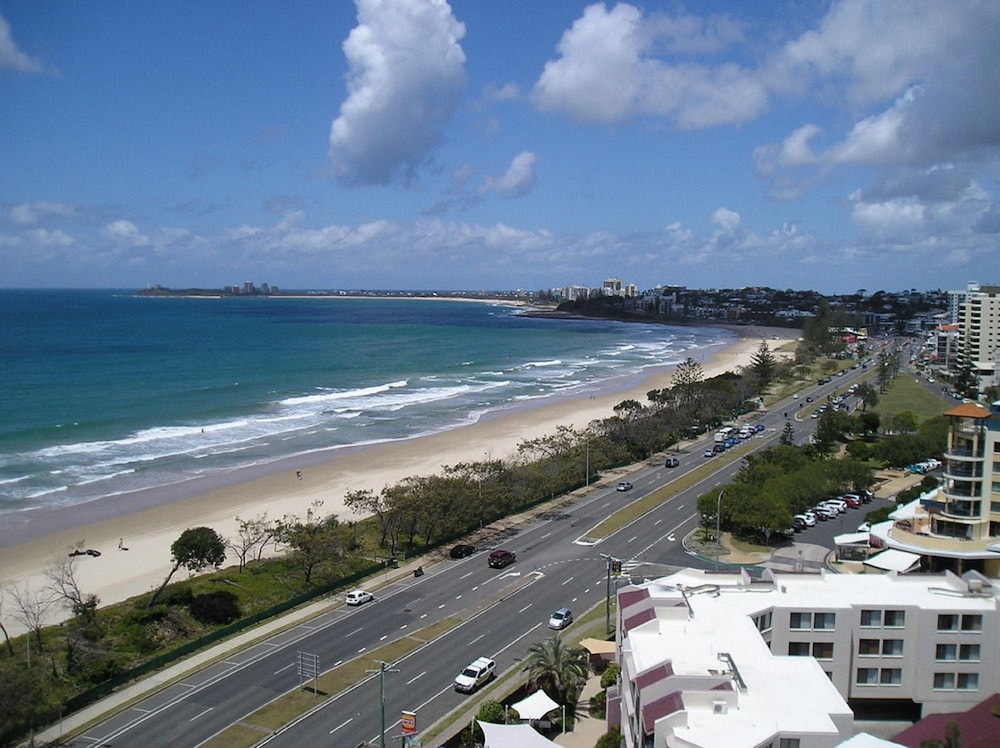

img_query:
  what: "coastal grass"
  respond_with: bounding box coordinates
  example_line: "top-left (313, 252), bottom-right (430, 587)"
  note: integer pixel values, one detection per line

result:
top-left (874, 372), bottom-right (950, 423)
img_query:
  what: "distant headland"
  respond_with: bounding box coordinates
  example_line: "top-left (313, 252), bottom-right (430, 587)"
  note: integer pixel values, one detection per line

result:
top-left (135, 283), bottom-right (538, 304)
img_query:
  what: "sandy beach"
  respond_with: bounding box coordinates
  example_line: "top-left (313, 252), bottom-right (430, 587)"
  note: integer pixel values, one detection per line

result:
top-left (0, 325), bottom-right (797, 636)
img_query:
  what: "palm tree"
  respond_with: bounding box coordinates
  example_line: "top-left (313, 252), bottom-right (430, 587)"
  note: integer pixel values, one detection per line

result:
top-left (521, 634), bottom-right (591, 709)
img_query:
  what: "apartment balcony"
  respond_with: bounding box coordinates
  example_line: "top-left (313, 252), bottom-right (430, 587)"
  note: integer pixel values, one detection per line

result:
top-left (945, 447), bottom-right (985, 461)
top-left (937, 500), bottom-right (982, 520)
top-left (943, 463), bottom-right (983, 480)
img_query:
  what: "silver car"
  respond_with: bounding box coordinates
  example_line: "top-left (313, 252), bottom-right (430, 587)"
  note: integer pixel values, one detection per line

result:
top-left (547, 607), bottom-right (573, 630)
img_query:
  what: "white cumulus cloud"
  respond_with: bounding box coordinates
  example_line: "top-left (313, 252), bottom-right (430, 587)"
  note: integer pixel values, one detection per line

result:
top-left (0, 14), bottom-right (43, 74)
top-left (479, 151), bottom-right (537, 198)
top-left (531, 3), bottom-right (765, 128)
top-left (329, 0), bottom-right (468, 185)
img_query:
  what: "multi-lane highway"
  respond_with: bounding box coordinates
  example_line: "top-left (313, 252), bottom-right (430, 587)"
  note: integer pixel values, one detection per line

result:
top-left (68, 372), bottom-right (867, 748)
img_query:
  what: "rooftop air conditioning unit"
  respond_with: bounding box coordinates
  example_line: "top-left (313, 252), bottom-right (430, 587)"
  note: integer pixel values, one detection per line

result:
top-left (968, 579), bottom-right (984, 593)
top-left (713, 701), bottom-right (729, 715)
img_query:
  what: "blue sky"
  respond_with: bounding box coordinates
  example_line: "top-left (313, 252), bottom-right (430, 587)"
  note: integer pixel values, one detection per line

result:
top-left (2, 1), bottom-right (999, 293)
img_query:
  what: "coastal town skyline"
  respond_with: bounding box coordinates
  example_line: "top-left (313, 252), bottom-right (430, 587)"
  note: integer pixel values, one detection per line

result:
top-left (3, 1), bottom-right (1000, 293)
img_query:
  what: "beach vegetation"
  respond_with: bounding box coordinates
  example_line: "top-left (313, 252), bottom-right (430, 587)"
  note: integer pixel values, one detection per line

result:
top-left (148, 526), bottom-right (227, 607)
top-left (227, 513), bottom-right (277, 572)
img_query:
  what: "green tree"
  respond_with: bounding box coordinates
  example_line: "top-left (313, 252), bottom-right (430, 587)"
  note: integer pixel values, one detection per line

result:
top-left (779, 419), bottom-right (795, 446)
top-left (522, 634), bottom-right (591, 709)
top-left (670, 356), bottom-right (704, 408)
top-left (148, 526), bottom-right (226, 607)
top-left (749, 339), bottom-right (777, 391)
top-left (854, 382), bottom-right (878, 411)
top-left (476, 699), bottom-right (513, 725)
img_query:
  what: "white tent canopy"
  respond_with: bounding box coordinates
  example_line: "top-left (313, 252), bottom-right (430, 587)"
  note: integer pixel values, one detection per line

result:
top-left (478, 721), bottom-right (558, 748)
top-left (510, 689), bottom-right (560, 720)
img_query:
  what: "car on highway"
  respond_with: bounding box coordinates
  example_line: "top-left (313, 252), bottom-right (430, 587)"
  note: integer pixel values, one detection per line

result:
top-left (547, 607), bottom-right (574, 630)
top-left (345, 589), bottom-right (373, 606)
top-left (449, 543), bottom-right (475, 558)
top-left (703, 448), bottom-right (716, 457)
top-left (488, 549), bottom-right (516, 568)
top-left (664, 457), bottom-right (680, 468)
top-left (616, 481), bottom-right (633, 491)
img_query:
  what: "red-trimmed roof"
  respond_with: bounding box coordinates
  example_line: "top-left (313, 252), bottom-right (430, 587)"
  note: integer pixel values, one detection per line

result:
top-left (892, 693), bottom-right (1000, 748)
top-left (944, 402), bottom-right (991, 418)
top-left (642, 691), bottom-right (685, 733)
top-left (635, 662), bottom-right (674, 689)
top-left (619, 588), bottom-right (651, 611)
top-left (624, 608), bottom-right (656, 632)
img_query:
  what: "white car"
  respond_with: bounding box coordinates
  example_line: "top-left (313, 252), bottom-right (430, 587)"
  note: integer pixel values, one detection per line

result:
top-left (794, 513), bottom-right (817, 527)
top-left (345, 589), bottom-right (373, 606)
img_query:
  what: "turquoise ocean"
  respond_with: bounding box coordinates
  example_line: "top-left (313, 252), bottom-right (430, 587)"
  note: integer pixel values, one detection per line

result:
top-left (0, 290), bottom-right (733, 525)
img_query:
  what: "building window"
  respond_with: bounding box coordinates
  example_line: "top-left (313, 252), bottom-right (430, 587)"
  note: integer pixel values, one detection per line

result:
top-left (812, 642), bottom-right (834, 660)
top-left (754, 611), bottom-right (773, 633)
top-left (933, 672), bottom-right (956, 690)
top-left (936, 644), bottom-right (957, 661)
top-left (857, 668), bottom-right (879, 685)
top-left (859, 639), bottom-right (880, 656)
top-left (961, 614), bottom-right (983, 632)
top-left (957, 673), bottom-right (979, 690)
top-left (959, 644), bottom-right (981, 662)
top-left (937, 614), bottom-right (959, 632)
top-left (790, 612), bottom-right (811, 629)
top-left (882, 639), bottom-right (903, 657)
top-left (788, 642), bottom-right (810, 657)
top-left (880, 668), bottom-right (902, 685)
top-left (813, 612), bottom-right (836, 630)
top-left (779, 740), bottom-right (801, 748)
top-left (884, 610), bottom-right (905, 627)
top-left (860, 609), bottom-right (881, 627)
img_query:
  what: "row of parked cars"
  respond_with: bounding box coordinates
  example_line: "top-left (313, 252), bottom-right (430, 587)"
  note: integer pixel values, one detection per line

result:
top-left (793, 489), bottom-right (875, 530)
top-left (703, 424), bottom-right (765, 457)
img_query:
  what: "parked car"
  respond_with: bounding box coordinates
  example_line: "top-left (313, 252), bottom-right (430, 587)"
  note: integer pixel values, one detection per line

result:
top-left (488, 549), bottom-right (516, 568)
top-left (345, 589), bottom-right (373, 606)
top-left (812, 506), bottom-right (835, 520)
top-left (821, 499), bottom-right (848, 514)
top-left (547, 607), bottom-right (574, 630)
top-left (839, 494), bottom-right (862, 508)
top-left (616, 481), bottom-right (633, 491)
top-left (450, 543), bottom-right (475, 558)
top-left (664, 457), bottom-right (680, 468)
top-left (792, 516), bottom-right (808, 531)
top-left (794, 513), bottom-right (817, 528)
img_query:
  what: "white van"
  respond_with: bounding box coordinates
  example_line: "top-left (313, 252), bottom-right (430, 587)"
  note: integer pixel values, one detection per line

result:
top-left (714, 426), bottom-right (735, 443)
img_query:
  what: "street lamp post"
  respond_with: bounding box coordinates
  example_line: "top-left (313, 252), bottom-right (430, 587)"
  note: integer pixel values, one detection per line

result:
top-left (366, 660), bottom-right (399, 748)
top-left (715, 488), bottom-right (725, 570)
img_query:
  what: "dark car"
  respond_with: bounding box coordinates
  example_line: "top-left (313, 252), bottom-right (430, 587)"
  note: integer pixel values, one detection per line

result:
top-left (664, 457), bottom-right (680, 468)
top-left (450, 543), bottom-right (475, 559)
top-left (488, 549), bottom-right (516, 568)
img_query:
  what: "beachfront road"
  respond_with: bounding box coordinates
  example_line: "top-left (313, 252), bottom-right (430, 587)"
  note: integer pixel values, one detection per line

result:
top-left (67, 373), bottom-right (858, 747)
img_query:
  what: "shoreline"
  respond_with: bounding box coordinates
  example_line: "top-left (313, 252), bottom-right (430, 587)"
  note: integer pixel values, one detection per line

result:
top-left (0, 325), bottom-right (797, 636)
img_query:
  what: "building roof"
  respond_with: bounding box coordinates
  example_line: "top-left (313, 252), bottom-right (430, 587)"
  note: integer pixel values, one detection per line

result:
top-left (943, 402), bottom-right (991, 418)
top-left (891, 692), bottom-right (1000, 748)
top-left (863, 549), bottom-right (921, 573)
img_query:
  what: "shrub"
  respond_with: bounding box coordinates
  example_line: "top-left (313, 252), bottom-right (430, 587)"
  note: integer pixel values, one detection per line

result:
top-left (596, 726), bottom-right (622, 748)
top-left (600, 662), bottom-right (621, 689)
top-left (589, 689), bottom-right (607, 719)
top-left (188, 591), bottom-right (241, 625)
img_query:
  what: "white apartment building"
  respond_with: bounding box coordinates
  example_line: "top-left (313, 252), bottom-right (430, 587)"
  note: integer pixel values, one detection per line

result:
top-left (612, 568), bottom-right (999, 748)
top-left (956, 284), bottom-right (1000, 389)
top-left (869, 400), bottom-right (1000, 575)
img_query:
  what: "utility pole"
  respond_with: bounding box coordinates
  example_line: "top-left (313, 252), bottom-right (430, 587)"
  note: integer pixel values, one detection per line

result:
top-left (599, 553), bottom-right (620, 634)
top-left (366, 660), bottom-right (399, 748)
top-left (715, 488), bottom-right (725, 571)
